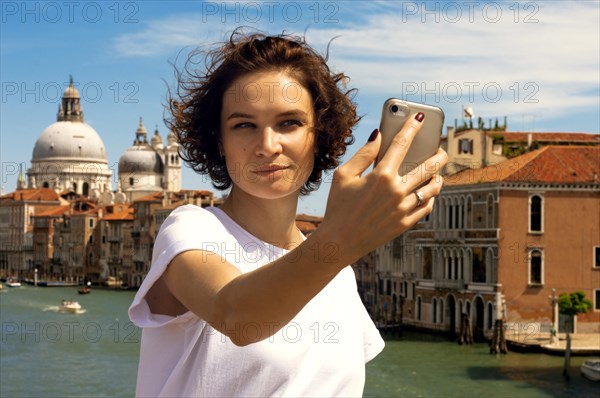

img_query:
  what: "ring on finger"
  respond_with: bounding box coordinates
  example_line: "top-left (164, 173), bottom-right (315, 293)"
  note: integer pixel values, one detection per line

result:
top-left (414, 190), bottom-right (425, 207)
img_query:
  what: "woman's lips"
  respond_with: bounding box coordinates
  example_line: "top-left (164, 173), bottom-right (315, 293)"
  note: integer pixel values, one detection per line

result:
top-left (252, 164), bottom-right (291, 176)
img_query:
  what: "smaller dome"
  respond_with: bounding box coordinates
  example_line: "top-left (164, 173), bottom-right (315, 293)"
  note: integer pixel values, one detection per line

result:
top-left (64, 84), bottom-right (79, 98)
top-left (151, 126), bottom-right (163, 148)
top-left (63, 76), bottom-right (80, 98)
top-left (119, 145), bottom-right (164, 174)
top-left (136, 121), bottom-right (147, 136)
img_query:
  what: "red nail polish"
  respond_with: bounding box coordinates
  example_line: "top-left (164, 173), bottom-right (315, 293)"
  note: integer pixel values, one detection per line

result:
top-left (368, 128), bottom-right (379, 142)
top-left (415, 112), bottom-right (425, 122)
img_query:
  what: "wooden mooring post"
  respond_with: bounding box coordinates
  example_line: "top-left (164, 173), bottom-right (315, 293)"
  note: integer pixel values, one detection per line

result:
top-left (489, 319), bottom-right (508, 354)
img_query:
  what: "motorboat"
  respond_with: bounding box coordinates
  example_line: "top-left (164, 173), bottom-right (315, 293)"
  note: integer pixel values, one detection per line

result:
top-left (78, 287), bottom-right (91, 295)
top-left (60, 300), bottom-right (82, 314)
top-left (6, 279), bottom-right (21, 287)
top-left (581, 359), bottom-right (600, 381)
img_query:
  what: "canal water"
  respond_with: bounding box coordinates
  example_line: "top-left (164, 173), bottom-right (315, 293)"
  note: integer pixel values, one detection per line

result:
top-left (1, 285), bottom-right (597, 397)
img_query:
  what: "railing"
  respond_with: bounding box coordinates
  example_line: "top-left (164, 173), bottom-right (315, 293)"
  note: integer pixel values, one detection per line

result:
top-left (436, 279), bottom-right (465, 290)
top-left (433, 230), bottom-right (466, 241)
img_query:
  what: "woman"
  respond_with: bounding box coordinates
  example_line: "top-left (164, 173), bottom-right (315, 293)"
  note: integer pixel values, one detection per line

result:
top-left (129, 30), bottom-right (447, 397)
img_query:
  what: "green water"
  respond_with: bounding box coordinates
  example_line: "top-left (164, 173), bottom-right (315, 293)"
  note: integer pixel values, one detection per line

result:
top-left (1, 286), bottom-right (597, 397)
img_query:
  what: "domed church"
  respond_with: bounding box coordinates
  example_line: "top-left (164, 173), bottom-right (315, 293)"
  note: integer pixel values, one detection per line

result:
top-left (118, 118), bottom-right (181, 202)
top-left (27, 77), bottom-right (113, 198)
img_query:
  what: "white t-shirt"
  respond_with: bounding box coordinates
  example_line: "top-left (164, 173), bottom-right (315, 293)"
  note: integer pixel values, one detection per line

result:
top-left (129, 205), bottom-right (384, 397)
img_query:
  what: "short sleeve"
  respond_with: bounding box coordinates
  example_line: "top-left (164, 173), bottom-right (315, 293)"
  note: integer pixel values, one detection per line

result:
top-left (128, 205), bottom-right (230, 328)
top-left (361, 303), bottom-right (385, 363)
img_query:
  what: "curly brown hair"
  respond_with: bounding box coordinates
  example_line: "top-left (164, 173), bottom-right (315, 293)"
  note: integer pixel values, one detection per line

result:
top-left (166, 29), bottom-right (360, 195)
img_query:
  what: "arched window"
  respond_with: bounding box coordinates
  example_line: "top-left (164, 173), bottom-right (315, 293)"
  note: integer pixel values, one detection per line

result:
top-left (129, 177), bottom-right (134, 186)
top-left (529, 249), bottom-right (543, 285)
top-left (487, 302), bottom-right (494, 330)
top-left (529, 195), bottom-right (543, 232)
top-left (82, 182), bottom-right (89, 196)
top-left (43, 182), bottom-right (49, 188)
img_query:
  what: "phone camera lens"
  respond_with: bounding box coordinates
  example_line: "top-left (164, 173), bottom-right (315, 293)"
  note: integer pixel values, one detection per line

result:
top-left (391, 105), bottom-right (399, 113)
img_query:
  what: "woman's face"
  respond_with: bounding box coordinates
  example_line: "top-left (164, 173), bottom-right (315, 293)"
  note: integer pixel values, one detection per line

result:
top-left (220, 70), bottom-right (316, 200)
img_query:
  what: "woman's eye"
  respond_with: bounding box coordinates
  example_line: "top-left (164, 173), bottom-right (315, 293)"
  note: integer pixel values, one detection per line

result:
top-left (233, 122), bottom-right (255, 129)
top-left (280, 119), bottom-right (303, 128)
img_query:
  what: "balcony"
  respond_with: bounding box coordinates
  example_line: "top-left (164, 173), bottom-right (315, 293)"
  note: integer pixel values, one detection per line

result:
top-left (433, 230), bottom-right (465, 242)
top-left (436, 279), bottom-right (466, 290)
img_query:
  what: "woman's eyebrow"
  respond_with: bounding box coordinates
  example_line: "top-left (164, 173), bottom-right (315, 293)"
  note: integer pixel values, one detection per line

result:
top-left (226, 112), bottom-right (255, 121)
top-left (276, 110), bottom-right (309, 118)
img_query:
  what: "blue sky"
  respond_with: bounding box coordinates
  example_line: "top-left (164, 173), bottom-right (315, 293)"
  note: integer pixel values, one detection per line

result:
top-left (1, 0), bottom-right (599, 215)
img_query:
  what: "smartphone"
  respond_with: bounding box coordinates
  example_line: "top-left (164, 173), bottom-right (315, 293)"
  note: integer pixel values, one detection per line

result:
top-left (376, 98), bottom-right (445, 176)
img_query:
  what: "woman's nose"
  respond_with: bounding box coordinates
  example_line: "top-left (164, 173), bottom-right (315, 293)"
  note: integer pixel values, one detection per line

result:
top-left (255, 127), bottom-right (282, 157)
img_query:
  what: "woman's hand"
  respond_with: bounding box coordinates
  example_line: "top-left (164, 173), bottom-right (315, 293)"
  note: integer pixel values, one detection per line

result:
top-left (320, 112), bottom-right (448, 265)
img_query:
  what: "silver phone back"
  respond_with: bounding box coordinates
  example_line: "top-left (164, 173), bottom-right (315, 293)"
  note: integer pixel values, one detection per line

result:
top-left (376, 99), bottom-right (444, 176)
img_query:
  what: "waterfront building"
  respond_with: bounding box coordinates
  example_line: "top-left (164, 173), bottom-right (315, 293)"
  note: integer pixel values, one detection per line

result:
top-left (130, 190), bottom-right (218, 287)
top-left (52, 197), bottom-right (100, 283)
top-left (89, 204), bottom-right (134, 286)
top-left (375, 145), bottom-right (600, 336)
top-left (0, 189), bottom-right (65, 279)
top-left (33, 204), bottom-right (70, 281)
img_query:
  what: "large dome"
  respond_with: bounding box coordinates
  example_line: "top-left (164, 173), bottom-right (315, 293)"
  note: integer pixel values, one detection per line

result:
top-left (119, 145), bottom-right (164, 174)
top-left (32, 121), bottom-right (107, 162)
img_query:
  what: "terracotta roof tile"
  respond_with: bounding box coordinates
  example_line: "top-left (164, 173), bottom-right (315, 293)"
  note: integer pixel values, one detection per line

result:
top-left (0, 188), bottom-right (61, 202)
top-left (103, 204), bottom-right (134, 221)
top-left (485, 132), bottom-right (599, 143)
top-left (34, 205), bottom-right (71, 217)
top-left (444, 146), bottom-right (600, 186)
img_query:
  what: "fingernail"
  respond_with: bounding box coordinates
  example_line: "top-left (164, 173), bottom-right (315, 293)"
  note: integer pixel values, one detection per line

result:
top-left (368, 128), bottom-right (379, 142)
top-left (415, 112), bottom-right (425, 122)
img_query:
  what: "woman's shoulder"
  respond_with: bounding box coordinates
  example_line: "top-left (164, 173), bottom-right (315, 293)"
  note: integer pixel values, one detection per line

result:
top-left (162, 204), bottom-right (222, 228)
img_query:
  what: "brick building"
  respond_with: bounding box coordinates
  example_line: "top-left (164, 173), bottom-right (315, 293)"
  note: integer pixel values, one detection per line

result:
top-left (375, 145), bottom-right (600, 336)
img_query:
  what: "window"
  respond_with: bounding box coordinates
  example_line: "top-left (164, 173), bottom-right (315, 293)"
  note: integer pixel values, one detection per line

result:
top-left (529, 194), bottom-right (543, 233)
top-left (89, 218), bottom-right (94, 228)
top-left (529, 249), bottom-right (543, 285)
top-left (422, 248), bottom-right (432, 279)
top-left (458, 139), bottom-right (473, 154)
top-left (594, 246), bottom-right (600, 268)
top-left (129, 177), bottom-right (134, 186)
top-left (595, 289), bottom-right (600, 311)
top-left (417, 297), bottom-right (422, 321)
top-left (487, 195), bottom-right (494, 228)
top-left (472, 247), bottom-right (486, 283)
top-left (433, 298), bottom-right (437, 324)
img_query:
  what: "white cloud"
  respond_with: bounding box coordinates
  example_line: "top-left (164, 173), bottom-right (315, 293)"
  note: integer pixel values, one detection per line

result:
top-left (112, 1), bottom-right (599, 125)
